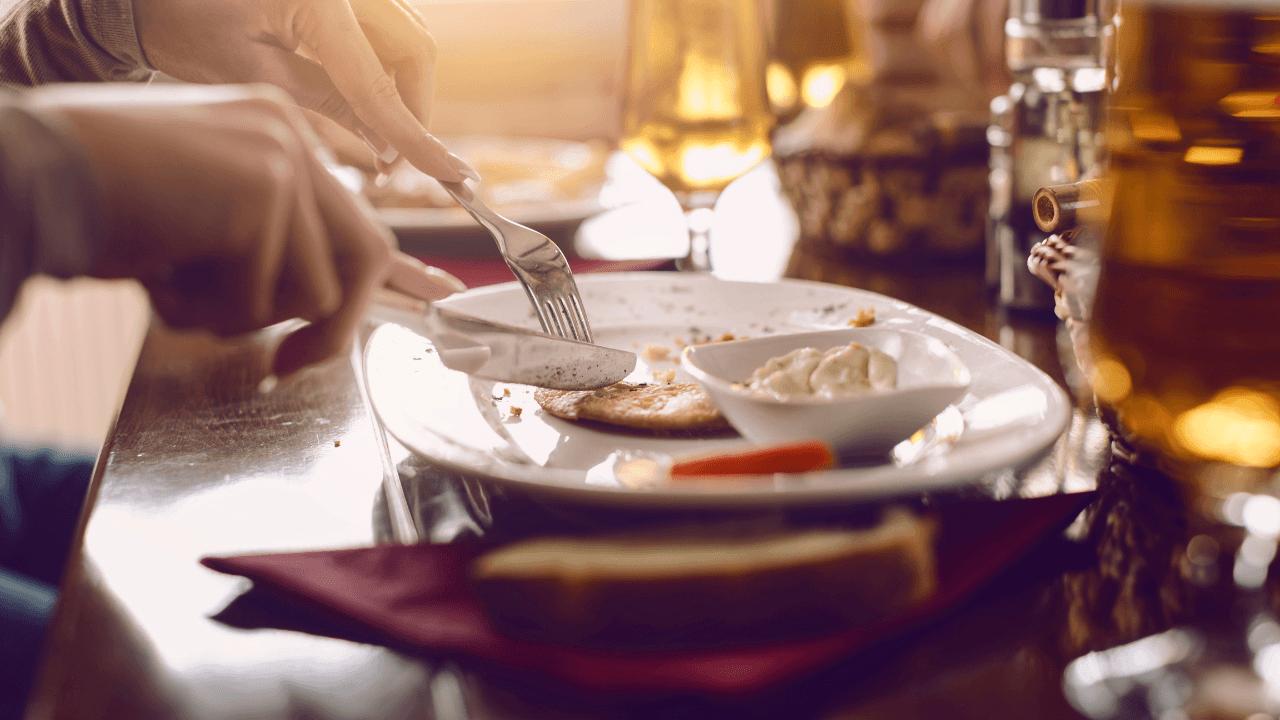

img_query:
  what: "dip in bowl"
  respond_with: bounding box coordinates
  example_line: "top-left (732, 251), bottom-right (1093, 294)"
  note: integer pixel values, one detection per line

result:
top-left (681, 328), bottom-right (970, 455)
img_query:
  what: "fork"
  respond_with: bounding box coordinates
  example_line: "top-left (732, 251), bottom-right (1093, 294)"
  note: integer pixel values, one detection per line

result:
top-left (440, 180), bottom-right (593, 343)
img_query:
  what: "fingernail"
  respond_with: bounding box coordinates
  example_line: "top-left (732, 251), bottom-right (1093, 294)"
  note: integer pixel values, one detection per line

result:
top-left (448, 153), bottom-right (482, 183)
top-left (417, 265), bottom-right (468, 298)
top-left (435, 267), bottom-right (468, 294)
top-left (358, 129), bottom-right (399, 166)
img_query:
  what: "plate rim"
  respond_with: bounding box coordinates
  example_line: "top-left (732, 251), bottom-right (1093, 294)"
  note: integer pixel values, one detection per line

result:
top-left (366, 272), bottom-right (1073, 508)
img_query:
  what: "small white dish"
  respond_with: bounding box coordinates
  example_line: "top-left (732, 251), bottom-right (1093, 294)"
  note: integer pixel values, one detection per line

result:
top-left (681, 328), bottom-right (971, 455)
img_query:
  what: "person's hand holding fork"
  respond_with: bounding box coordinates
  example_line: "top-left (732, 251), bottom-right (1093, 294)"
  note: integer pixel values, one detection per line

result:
top-left (131, 0), bottom-right (481, 182)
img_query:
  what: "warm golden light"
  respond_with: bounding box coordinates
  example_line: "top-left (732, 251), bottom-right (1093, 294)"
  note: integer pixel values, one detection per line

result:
top-left (1183, 146), bottom-right (1243, 165)
top-left (1119, 394), bottom-right (1174, 444)
top-left (1130, 110), bottom-right (1182, 142)
top-left (676, 53), bottom-right (741, 121)
top-left (620, 139), bottom-right (664, 178)
top-left (1254, 39), bottom-right (1280, 54)
top-left (1093, 2), bottom-right (1280, 471)
top-left (1173, 388), bottom-right (1280, 467)
top-left (680, 139), bottom-right (768, 185)
top-left (766, 61), bottom-right (798, 112)
top-left (1219, 90), bottom-right (1280, 118)
top-left (1089, 356), bottom-right (1133, 403)
top-left (801, 63), bottom-right (845, 108)
top-left (620, 0), bottom-right (773, 196)
top-left (620, 134), bottom-right (770, 193)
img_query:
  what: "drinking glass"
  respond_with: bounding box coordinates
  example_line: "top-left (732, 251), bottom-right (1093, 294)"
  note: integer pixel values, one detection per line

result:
top-left (620, 0), bottom-right (774, 272)
top-left (1046, 2), bottom-right (1280, 715)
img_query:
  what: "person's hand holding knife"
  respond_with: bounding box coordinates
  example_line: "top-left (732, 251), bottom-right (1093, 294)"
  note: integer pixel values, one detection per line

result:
top-left (29, 83), bottom-right (467, 377)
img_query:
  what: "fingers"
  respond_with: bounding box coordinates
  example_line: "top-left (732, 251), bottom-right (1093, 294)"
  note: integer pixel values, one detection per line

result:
top-left (385, 251), bottom-right (467, 302)
top-left (299, 107), bottom-right (379, 171)
top-left (249, 48), bottom-right (366, 132)
top-left (357, 0), bottom-right (437, 127)
top-left (272, 143), bottom-right (395, 377)
top-left (273, 165), bottom-right (345, 324)
top-left (390, 57), bottom-right (435, 142)
top-left (207, 108), bottom-right (345, 332)
top-left (242, 144), bottom-right (296, 326)
top-left (291, 0), bottom-right (478, 183)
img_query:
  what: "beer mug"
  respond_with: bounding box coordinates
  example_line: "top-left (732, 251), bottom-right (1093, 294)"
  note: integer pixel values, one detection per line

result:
top-left (1074, 0), bottom-right (1280, 477)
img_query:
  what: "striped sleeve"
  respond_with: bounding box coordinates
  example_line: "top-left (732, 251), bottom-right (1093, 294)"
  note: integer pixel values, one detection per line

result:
top-left (0, 0), bottom-right (153, 87)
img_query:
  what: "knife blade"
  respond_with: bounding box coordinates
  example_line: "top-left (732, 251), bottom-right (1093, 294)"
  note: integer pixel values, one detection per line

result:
top-left (369, 290), bottom-right (635, 390)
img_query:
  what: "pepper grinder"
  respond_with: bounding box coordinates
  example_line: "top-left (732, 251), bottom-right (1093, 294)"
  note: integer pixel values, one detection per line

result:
top-left (987, 0), bottom-right (1109, 312)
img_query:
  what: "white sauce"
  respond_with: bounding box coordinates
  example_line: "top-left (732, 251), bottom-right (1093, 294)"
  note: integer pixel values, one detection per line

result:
top-left (744, 342), bottom-right (897, 400)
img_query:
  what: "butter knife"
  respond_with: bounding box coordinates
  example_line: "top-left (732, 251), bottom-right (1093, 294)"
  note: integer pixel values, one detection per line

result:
top-left (369, 289), bottom-right (634, 390)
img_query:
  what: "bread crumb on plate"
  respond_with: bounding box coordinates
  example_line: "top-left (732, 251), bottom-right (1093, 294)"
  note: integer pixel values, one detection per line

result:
top-left (641, 344), bottom-right (671, 362)
top-left (652, 369), bottom-right (676, 383)
top-left (847, 308), bottom-right (876, 327)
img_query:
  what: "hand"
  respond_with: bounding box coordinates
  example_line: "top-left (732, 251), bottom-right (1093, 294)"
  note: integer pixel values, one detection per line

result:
top-left (131, 0), bottom-right (479, 183)
top-left (29, 83), bottom-right (462, 376)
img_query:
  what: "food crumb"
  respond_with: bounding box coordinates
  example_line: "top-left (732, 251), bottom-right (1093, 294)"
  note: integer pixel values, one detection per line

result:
top-left (641, 344), bottom-right (672, 362)
top-left (673, 337), bottom-right (686, 347)
top-left (652, 369), bottom-right (676, 383)
top-left (693, 332), bottom-right (741, 346)
top-left (510, 406), bottom-right (523, 417)
top-left (848, 308), bottom-right (876, 327)
top-left (503, 387), bottom-right (511, 396)
top-left (334, 440), bottom-right (341, 447)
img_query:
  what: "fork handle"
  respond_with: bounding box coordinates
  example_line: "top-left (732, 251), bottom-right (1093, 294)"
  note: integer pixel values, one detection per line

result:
top-left (439, 180), bottom-right (512, 255)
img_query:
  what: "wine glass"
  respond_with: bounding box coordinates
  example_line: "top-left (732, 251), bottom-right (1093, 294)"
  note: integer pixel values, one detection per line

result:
top-left (620, 0), bottom-right (774, 272)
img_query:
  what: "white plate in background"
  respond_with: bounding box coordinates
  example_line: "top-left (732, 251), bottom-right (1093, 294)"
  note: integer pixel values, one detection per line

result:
top-left (365, 136), bottom-right (618, 232)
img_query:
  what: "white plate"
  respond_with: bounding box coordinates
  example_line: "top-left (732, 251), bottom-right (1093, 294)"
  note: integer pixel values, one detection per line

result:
top-left (364, 273), bottom-right (1072, 508)
top-left (365, 136), bottom-right (616, 233)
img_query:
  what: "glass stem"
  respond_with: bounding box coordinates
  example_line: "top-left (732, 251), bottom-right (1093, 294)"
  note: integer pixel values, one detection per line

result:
top-left (679, 206), bottom-right (716, 273)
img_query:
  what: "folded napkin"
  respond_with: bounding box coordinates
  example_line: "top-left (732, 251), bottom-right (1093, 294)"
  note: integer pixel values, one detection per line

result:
top-left (202, 492), bottom-right (1094, 695)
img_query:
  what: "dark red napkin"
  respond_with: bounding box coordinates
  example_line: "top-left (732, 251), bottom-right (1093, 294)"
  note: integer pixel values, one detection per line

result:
top-left (202, 492), bottom-right (1094, 696)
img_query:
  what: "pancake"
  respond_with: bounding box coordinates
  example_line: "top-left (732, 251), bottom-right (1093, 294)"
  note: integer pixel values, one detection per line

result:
top-left (534, 382), bottom-right (730, 433)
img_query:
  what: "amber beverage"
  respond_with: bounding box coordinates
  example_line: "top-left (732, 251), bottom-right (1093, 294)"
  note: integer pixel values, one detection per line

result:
top-left (1089, 0), bottom-right (1280, 469)
top-left (621, 0), bottom-right (773, 196)
top-left (620, 0), bottom-right (773, 271)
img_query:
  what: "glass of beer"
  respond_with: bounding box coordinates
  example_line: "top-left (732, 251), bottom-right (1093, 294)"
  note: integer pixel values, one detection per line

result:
top-left (620, 0), bottom-right (774, 272)
top-left (1088, 0), bottom-right (1280, 477)
top-left (1058, 3), bottom-right (1280, 713)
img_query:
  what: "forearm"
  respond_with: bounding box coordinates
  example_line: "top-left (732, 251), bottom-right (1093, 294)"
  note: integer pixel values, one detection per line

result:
top-left (0, 89), bottom-right (104, 323)
top-left (0, 0), bottom-right (151, 87)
